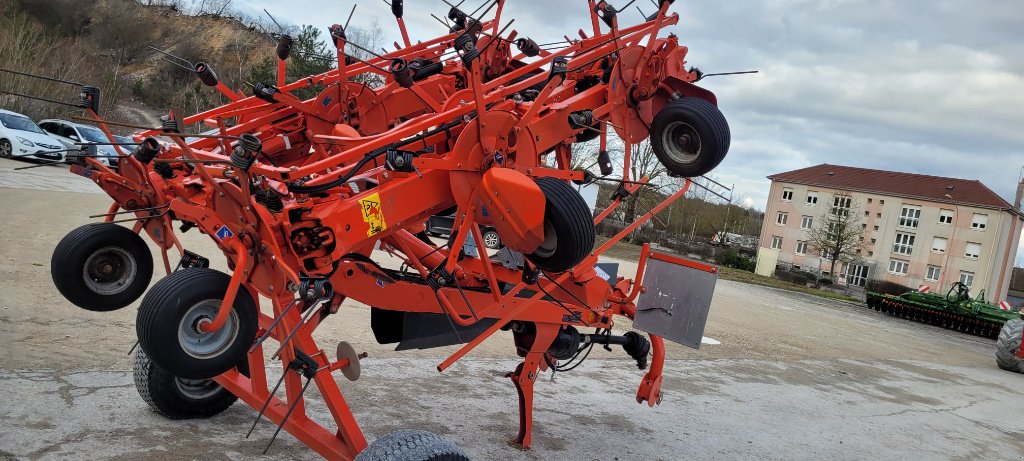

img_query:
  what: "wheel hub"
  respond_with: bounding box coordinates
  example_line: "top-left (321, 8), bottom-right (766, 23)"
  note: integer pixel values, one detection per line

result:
top-left (82, 246), bottom-right (137, 295)
top-left (177, 300), bottom-right (240, 360)
top-left (662, 121), bottom-right (702, 164)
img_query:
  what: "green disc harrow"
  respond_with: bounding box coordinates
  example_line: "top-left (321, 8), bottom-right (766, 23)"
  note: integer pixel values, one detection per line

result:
top-left (865, 282), bottom-right (1022, 338)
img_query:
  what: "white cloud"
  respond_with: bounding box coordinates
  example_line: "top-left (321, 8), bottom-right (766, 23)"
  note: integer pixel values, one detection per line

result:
top-left (236, 0), bottom-right (1024, 264)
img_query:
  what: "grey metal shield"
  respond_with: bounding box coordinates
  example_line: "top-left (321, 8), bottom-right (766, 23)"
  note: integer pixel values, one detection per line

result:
top-left (634, 256), bottom-right (717, 349)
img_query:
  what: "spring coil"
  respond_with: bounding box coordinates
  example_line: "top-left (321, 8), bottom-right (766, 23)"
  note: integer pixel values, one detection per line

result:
top-left (160, 117), bottom-right (179, 133)
top-left (153, 161), bottom-right (176, 179)
top-left (453, 33), bottom-right (475, 52)
top-left (461, 48), bottom-right (480, 67)
top-left (238, 133), bottom-right (262, 153)
top-left (299, 278), bottom-right (334, 301)
top-left (230, 146), bottom-right (256, 170)
top-left (254, 189), bottom-right (283, 213)
top-left (132, 137), bottom-right (160, 164)
top-left (567, 110), bottom-right (594, 129)
top-left (515, 38), bottom-right (540, 57)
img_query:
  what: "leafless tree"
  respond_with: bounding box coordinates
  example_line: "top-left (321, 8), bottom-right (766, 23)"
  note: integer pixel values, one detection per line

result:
top-left (805, 192), bottom-right (866, 279)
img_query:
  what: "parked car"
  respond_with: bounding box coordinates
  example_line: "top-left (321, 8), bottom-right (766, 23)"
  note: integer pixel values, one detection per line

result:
top-left (38, 119), bottom-right (120, 169)
top-left (426, 213), bottom-right (504, 249)
top-left (0, 109), bottom-right (66, 162)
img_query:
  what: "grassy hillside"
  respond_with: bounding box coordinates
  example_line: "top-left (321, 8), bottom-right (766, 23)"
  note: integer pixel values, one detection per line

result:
top-left (0, 0), bottom-right (314, 130)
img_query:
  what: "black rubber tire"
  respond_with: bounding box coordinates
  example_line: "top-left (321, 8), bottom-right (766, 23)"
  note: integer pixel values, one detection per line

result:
top-left (355, 430), bottom-right (470, 461)
top-left (133, 348), bottom-right (244, 419)
top-left (526, 177), bottom-right (595, 273)
top-left (136, 268), bottom-right (258, 380)
top-left (481, 230), bottom-right (502, 249)
top-left (0, 139), bottom-right (12, 158)
top-left (995, 318), bottom-right (1024, 373)
top-left (51, 223), bottom-right (153, 312)
top-left (649, 97), bottom-right (730, 177)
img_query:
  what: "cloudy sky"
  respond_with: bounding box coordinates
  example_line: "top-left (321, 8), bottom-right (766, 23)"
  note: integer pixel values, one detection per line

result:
top-left (236, 0), bottom-right (1024, 263)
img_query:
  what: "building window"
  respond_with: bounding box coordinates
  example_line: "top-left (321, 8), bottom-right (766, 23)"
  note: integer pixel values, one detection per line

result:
top-left (959, 271), bottom-right (975, 287)
top-left (892, 232), bottom-right (915, 255)
top-left (831, 195), bottom-right (852, 216)
top-left (898, 205), bottom-right (921, 228)
top-left (867, 198), bottom-right (873, 204)
top-left (870, 238), bottom-right (876, 244)
top-left (931, 237), bottom-right (947, 253)
top-left (868, 251), bottom-right (874, 257)
top-left (800, 215), bottom-right (813, 230)
top-left (796, 241), bottom-right (808, 255)
top-left (876, 212), bottom-right (882, 218)
top-left (926, 265), bottom-right (941, 281)
top-left (806, 191), bottom-right (818, 205)
top-left (864, 211), bottom-right (870, 217)
top-left (938, 209), bottom-right (954, 225)
top-left (862, 223), bottom-right (867, 229)
top-left (781, 188), bottom-right (793, 201)
top-left (777, 212), bottom-right (788, 225)
top-left (888, 259), bottom-right (909, 275)
top-left (971, 213), bottom-right (987, 230)
top-left (873, 225), bottom-right (879, 231)
top-left (771, 236), bottom-right (783, 249)
top-left (821, 249), bottom-right (833, 259)
top-left (879, 200), bottom-right (884, 205)
top-left (964, 242), bottom-right (981, 259)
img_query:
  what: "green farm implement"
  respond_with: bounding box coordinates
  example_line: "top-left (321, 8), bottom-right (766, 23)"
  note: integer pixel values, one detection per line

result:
top-left (865, 282), bottom-right (1021, 339)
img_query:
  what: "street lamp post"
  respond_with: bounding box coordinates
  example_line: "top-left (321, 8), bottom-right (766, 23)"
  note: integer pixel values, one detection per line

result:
top-left (938, 193), bottom-right (959, 292)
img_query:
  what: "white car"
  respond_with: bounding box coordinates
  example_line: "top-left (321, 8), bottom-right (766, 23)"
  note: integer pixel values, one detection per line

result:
top-left (0, 109), bottom-right (66, 162)
top-left (38, 119), bottom-right (122, 169)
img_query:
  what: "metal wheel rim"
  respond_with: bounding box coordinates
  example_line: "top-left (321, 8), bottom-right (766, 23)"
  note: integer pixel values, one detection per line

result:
top-left (0, 140), bottom-right (11, 158)
top-left (174, 377), bottom-right (222, 400)
top-left (82, 246), bottom-right (137, 295)
top-left (661, 121), bottom-right (701, 164)
top-left (483, 232), bottom-right (499, 248)
top-left (177, 300), bottom-right (240, 359)
top-left (533, 220), bottom-right (557, 258)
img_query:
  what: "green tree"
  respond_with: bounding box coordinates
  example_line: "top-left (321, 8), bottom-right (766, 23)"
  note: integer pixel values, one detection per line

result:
top-left (287, 25), bottom-right (332, 100)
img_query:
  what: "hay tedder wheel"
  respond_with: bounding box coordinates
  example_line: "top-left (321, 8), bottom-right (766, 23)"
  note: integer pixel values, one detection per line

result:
top-left (526, 177), bottom-right (595, 273)
top-left (995, 318), bottom-right (1024, 373)
top-left (51, 223), bottom-right (153, 312)
top-left (136, 268), bottom-right (258, 380)
top-left (649, 97), bottom-right (730, 178)
top-left (133, 348), bottom-right (243, 419)
top-left (354, 430), bottom-right (470, 461)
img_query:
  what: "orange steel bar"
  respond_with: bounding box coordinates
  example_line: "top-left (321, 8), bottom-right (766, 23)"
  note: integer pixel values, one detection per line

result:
top-left (594, 179), bottom-right (691, 256)
top-left (470, 224), bottom-right (503, 301)
top-left (437, 272), bottom-right (573, 372)
top-left (199, 239), bottom-right (249, 333)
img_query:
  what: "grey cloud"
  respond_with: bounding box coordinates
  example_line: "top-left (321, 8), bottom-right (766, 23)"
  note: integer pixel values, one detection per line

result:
top-left (239, 0), bottom-right (1023, 263)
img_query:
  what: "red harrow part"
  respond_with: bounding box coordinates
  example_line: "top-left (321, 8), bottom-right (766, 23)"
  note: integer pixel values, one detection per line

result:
top-left (38, 1), bottom-right (732, 458)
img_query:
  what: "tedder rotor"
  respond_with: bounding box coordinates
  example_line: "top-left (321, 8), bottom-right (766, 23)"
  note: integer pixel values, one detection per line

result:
top-left (33, 0), bottom-right (747, 458)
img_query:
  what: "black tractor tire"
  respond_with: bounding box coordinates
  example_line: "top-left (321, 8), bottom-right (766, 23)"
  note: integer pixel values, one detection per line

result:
top-left (649, 97), bottom-right (730, 177)
top-left (355, 430), bottom-right (470, 461)
top-left (51, 223), bottom-right (153, 311)
top-left (133, 348), bottom-right (244, 419)
top-left (526, 177), bottom-right (595, 273)
top-left (481, 230), bottom-right (502, 249)
top-left (995, 318), bottom-right (1024, 373)
top-left (136, 268), bottom-right (258, 380)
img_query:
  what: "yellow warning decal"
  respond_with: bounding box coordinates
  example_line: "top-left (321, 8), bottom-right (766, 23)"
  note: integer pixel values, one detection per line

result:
top-left (359, 192), bottom-right (387, 237)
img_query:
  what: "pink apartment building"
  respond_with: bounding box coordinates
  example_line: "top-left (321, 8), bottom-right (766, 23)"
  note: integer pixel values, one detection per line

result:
top-left (756, 164), bottom-right (1024, 302)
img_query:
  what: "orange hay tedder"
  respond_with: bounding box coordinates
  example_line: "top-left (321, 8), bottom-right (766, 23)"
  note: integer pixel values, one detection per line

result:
top-left (31, 0), bottom-right (732, 459)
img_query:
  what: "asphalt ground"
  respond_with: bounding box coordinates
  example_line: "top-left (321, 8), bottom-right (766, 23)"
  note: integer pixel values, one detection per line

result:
top-left (1, 158), bottom-right (1022, 460)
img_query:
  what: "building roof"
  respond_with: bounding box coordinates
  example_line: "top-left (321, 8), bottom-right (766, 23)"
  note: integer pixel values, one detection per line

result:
top-left (768, 164), bottom-right (1015, 211)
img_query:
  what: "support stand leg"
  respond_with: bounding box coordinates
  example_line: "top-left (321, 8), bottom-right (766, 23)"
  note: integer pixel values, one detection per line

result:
top-left (510, 324), bottom-right (558, 448)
